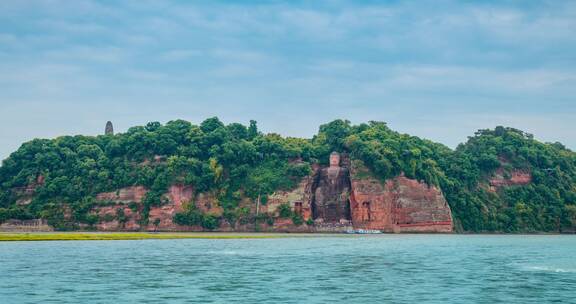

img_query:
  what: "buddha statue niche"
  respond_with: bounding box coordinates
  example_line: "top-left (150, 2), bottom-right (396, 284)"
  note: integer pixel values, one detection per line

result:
top-left (312, 151), bottom-right (351, 223)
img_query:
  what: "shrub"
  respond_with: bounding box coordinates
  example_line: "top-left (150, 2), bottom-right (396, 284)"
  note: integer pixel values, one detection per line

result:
top-left (201, 214), bottom-right (219, 230)
top-left (292, 214), bottom-right (304, 226)
top-left (277, 203), bottom-right (293, 218)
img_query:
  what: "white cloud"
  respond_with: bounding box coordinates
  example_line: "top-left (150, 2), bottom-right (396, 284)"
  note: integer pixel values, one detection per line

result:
top-left (0, 0), bottom-right (575, 161)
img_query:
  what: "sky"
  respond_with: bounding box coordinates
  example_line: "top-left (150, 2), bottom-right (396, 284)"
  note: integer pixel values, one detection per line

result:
top-left (0, 0), bottom-right (575, 161)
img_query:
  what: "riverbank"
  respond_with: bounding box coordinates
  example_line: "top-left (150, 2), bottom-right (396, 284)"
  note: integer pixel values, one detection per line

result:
top-left (0, 232), bottom-right (336, 241)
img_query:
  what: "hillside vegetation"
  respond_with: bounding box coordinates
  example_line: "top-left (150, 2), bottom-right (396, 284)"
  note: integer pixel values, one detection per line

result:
top-left (1, 118), bottom-right (575, 232)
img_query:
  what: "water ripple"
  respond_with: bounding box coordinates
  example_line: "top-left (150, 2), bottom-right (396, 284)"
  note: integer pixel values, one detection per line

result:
top-left (1, 235), bottom-right (575, 303)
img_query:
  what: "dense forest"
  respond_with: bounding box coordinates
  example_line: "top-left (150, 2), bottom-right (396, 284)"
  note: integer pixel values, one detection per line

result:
top-left (0, 118), bottom-right (575, 232)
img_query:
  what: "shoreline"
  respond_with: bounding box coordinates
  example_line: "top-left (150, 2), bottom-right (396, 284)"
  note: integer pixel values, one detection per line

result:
top-left (0, 232), bottom-right (348, 242)
top-left (1, 231), bottom-right (574, 242)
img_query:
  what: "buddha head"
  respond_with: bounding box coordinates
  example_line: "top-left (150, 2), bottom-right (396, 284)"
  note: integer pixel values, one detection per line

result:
top-left (329, 152), bottom-right (340, 167)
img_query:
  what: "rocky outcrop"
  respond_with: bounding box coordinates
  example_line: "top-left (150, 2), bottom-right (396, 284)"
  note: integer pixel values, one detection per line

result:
top-left (13, 175), bottom-right (44, 205)
top-left (94, 205), bottom-right (141, 231)
top-left (349, 160), bottom-right (453, 233)
top-left (488, 157), bottom-right (532, 190)
top-left (390, 175), bottom-right (453, 232)
top-left (95, 186), bottom-right (148, 203)
top-left (349, 165), bottom-right (393, 231)
top-left (91, 185), bottom-right (199, 231)
top-left (194, 192), bottom-right (224, 216)
top-left (148, 184), bottom-right (195, 231)
top-left (55, 156), bottom-right (453, 233)
top-left (265, 176), bottom-right (314, 220)
top-left (93, 186), bottom-right (148, 230)
top-left (489, 168), bottom-right (532, 188)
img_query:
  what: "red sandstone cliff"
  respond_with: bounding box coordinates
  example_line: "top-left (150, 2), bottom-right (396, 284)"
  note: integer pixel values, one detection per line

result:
top-left (264, 176), bottom-right (314, 221)
top-left (148, 185), bottom-right (195, 231)
top-left (95, 186), bottom-right (148, 203)
top-left (93, 186), bottom-right (147, 231)
top-left (349, 160), bottom-right (453, 233)
top-left (489, 168), bottom-right (532, 189)
top-left (71, 157), bottom-right (453, 233)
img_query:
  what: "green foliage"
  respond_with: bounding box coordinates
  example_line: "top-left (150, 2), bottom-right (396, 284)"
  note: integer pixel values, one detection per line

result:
top-left (277, 203), bottom-right (293, 218)
top-left (117, 208), bottom-right (127, 224)
top-left (0, 208), bottom-right (8, 223)
top-left (440, 127), bottom-right (576, 232)
top-left (201, 214), bottom-right (219, 230)
top-left (153, 218), bottom-right (161, 227)
top-left (292, 214), bottom-right (304, 226)
top-left (0, 118), bottom-right (574, 233)
top-left (0, 117), bottom-right (314, 228)
top-left (173, 204), bottom-right (220, 230)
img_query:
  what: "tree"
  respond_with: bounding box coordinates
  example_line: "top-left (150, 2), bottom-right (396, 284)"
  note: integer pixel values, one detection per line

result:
top-left (200, 117), bottom-right (225, 133)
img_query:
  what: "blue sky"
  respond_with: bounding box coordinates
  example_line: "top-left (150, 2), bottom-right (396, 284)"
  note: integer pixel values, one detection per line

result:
top-left (1, 0), bottom-right (575, 161)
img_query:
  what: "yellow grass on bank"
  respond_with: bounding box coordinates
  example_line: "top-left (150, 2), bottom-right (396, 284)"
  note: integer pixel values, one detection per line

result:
top-left (0, 232), bottom-right (329, 242)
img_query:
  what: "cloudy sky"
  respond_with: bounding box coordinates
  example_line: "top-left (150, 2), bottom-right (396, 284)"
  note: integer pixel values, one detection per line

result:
top-left (1, 0), bottom-right (575, 161)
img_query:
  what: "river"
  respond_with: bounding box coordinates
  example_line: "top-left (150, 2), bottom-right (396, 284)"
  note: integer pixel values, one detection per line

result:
top-left (1, 235), bottom-right (575, 303)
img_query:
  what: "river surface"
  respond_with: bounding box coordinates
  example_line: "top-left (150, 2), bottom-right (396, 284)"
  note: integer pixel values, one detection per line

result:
top-left (1, 235), bottom-right (575, 303)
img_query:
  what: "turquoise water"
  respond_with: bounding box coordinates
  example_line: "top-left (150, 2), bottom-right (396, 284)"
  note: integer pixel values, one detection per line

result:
top-left (1, 235), bottom-right (575, 303)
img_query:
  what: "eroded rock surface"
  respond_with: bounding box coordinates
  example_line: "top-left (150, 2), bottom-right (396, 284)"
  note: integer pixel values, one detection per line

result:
top-left (93, 186), bottom-right (147, 230)
top-left (489, 168), bottom-right (532, 188)
top-left (265, 176), bottom-right (314, 220)
top-left (350, 160), bottom-right (452, 233)
top-left (391, 175), bottom-right (453, 232)
top-left (96, 186), bottom-right (147, 203)
top-left (194, 192), bottom-right (224, 216)
top-left (13, 175), bottom-right (44, 205)
top-left (148, 185), bottom-right (194, 231)
top-left (19, 155), bottom-right (453, 233)
top-left (94, 205), bottom-right (141, 231)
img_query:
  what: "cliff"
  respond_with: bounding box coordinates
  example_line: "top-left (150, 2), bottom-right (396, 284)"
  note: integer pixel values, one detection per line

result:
top-left (349, 160), bottom-right (452, 233)
top-left (78, 154), bottom-right (454, 233)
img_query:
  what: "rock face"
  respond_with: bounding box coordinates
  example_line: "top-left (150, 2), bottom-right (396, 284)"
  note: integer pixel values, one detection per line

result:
top-left (69, 155), bottom-right (453, 233)
top-left (93, 186), bottom-right (147, 231)
top-left (265, 176), bottom-right (314, 221)
top-left (95, 186), bottom-right (148, 203)
top-left (94, 205), bottom-right (141, 231)
top-left (93, 185), bottom-right (198, 231)
top-left (349, 169), bottom-right (393, 231)
top-left (194, 192), bottom-right (224, 216)
top-left (489, 168), bottom-right (532, 188)
top-left (148, 185), bottom-right (195, 231)
top-left (349, 160), bottom-right (453, 233)
top-left (311, 152), bottom-right (351, 224)
top-left (265, 154), bottom-right (452, 233)
top-left (14, 175), bottom-right (45, 205)
top-left (389, 175), bottom-right (453, 232)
